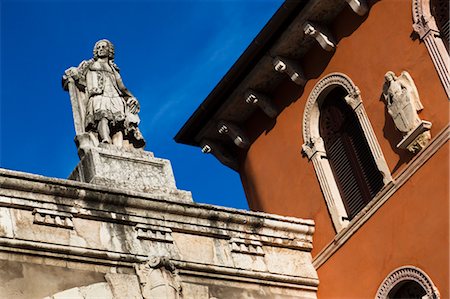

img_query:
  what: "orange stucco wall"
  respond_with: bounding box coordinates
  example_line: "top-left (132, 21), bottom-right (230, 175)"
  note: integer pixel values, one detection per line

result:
top-left (317, 143), bottom-right (449, 299)
top-left (240, 0), bottom-right (449, 296)
top-left (241, 0), bottom-right (448, 254)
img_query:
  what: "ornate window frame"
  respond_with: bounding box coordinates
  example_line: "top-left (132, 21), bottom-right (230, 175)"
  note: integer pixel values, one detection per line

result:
top-left (302, 73), bottom-right (392, 232)
top-left (376, 266), bottom-right (440, 299)
top-left (413, 0), bottom-right (450, 98)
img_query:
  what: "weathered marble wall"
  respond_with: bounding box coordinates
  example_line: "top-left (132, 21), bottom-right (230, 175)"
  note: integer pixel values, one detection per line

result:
top-left (0, 168), bottom-right (318, 299)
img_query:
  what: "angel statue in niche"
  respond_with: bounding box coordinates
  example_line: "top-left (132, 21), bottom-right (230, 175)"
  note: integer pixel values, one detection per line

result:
top-left (63, 39), bottom-right (145, 152)
top-left (382, 71), bottom-right (431, 152)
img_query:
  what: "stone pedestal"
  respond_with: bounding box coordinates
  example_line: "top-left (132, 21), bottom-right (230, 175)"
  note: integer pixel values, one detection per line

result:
top-left (397, 121), bottom-right (432, 153)
top-left (69, 145), bottom-right (192, 202)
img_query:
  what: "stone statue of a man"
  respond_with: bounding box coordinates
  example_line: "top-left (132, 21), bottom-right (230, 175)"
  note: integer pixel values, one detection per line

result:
top-left (63, 39), bottom-right (145, 150)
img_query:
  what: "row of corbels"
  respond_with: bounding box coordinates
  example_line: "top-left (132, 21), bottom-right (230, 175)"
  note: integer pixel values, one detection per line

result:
top-left (199, 0), bottom-right (369, 169)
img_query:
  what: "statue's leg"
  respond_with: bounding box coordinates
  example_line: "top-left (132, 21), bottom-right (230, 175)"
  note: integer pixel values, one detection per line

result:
top-left (112, 131), bottom-right (123, 148)
top-left (98, 118), bottom-right (112, 144)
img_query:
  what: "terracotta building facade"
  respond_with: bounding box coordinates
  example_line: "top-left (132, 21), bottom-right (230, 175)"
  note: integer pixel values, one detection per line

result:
top-left (176, 0), bottom-right (449, 298)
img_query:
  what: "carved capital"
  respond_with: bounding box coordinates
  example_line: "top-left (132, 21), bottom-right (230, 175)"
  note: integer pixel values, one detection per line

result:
top-left (303, 22), bottom-right (336, 51)
top-left (245, 90), bottom-right (278, 118)
top-left (345, 0), bottom-right (368, 16)
top-left (217, 120), bottom-right (249, 149)
top-left (344, 89), bottom-right (362, 109)
top-left (302, 137), bottom-right (326, 160)
top-left (200, 139), bottom-right (239, 170)
top-left (273, 56), bottom-right (306, 86)
top-left (135, 256), bottom-right (182, 299)
top-left (412, 18), bottom-right (435, 39)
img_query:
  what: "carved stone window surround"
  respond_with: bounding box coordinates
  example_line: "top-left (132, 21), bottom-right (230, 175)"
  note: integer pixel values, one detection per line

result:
top-left (412, 0), bottom-right (450, 98)
top-left (302, 72), bottom-right (393, 232)
top-left (376, 266), bottom-right (440, 299)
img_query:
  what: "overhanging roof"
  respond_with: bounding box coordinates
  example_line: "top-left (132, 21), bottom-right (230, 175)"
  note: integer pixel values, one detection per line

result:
top-left (174, 0), bottom-right (308, 146)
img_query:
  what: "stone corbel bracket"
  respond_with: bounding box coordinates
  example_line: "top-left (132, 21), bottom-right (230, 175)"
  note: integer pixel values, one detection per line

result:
top-left (135, 223), bottom-right (174, 243)
top-left (32, 208), bottom-right (74, 229)
top-left (345, 0), bottom-right (368, 16)
top-left (230, 238), bottom-right (265, 256)
top-left (273, 56), bottom-right (306, 86)
top-left (217, 120), bottom-right (249, 149)
top-left (303, 22), bottom-right (336, 51)
top-left (200, 139), bottom-right (239, 171)
top-left (245, 90), bottom-right (278, 118)
top-left (397, 121), bottom-right (432, 153)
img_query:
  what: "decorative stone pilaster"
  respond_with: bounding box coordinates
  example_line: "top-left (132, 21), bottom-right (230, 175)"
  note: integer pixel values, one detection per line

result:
top-left (303, 22), bottom-right (336, 51)
top-left (217, 120), bottom-right (249, 149)
top-left (273, 56), bottom-right (306, 86)
top-left (245, 90), bottom-right (278, 118)
top-left (412, 0), bottom-right (450, 98)
top-left (302, 137), bottom-right (350, 231)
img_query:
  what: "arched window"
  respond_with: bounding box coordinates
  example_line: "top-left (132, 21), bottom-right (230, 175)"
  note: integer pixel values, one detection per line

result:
top-left (302, 73), bottom-right (392, 231)
top-left (319, 87), bottom-right (384, 219)
top-left (376, 266), bottom-right (440, 299)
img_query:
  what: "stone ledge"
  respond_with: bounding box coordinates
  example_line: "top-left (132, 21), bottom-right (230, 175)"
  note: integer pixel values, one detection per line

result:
top-left (0, 237), bottom-right (318, 289)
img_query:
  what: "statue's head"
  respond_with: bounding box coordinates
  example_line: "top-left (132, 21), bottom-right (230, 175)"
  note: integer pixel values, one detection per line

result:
top-left (93, 39), bottom-right (115, 60)
top-left (384, 71), bottom-right (395, 82)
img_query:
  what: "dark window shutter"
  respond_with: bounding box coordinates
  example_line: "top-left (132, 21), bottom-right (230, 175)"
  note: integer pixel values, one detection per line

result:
top-left (320, 88), bottom-right (384, 219)
top-left (431, 0), bottom-right (449, 52)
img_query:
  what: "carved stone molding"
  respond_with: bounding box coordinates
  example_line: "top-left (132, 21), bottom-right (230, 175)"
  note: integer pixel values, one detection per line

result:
top-left (135, 223), bottom-right (174, 243)
top-left (303, 22), bottom-right (336, 51)
top-left (217, 120), bottom-right (249, 149)
top-left (345, 0), bottom-right (368, 16)
top-left (32, 208), bottom-right (74, 229)
top-left (230, 238), bottom-right (265, 256)
top-left (412, 0), bottom-right (450, 97)
top-left (245, 90), bottom-right (278, 118)
top-left (376, 266), bottom-right (440, 299)
top-left (273, 56), bottom-right (306, 86)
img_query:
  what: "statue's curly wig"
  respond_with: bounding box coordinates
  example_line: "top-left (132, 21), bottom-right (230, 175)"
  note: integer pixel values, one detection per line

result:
top-left (93, 39), bottom-right (115, 60)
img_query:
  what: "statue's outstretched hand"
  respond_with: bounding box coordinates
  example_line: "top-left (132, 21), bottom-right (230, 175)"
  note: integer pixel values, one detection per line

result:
top-left (127, 97), bottom-right (140, 114)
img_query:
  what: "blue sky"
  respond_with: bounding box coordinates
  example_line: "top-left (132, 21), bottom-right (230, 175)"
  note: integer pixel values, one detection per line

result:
top-left (0, 0), bottom-right (283, 209)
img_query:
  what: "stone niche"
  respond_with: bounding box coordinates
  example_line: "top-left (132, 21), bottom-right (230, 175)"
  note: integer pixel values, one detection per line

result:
top-left (0, 168), bottom-right (319, 299)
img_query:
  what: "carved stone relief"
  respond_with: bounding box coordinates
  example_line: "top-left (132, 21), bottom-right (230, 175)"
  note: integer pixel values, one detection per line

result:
top-left (135, 256), bottom-right (183, 299)
top-left (382, 71), bottom-right (432, 153)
